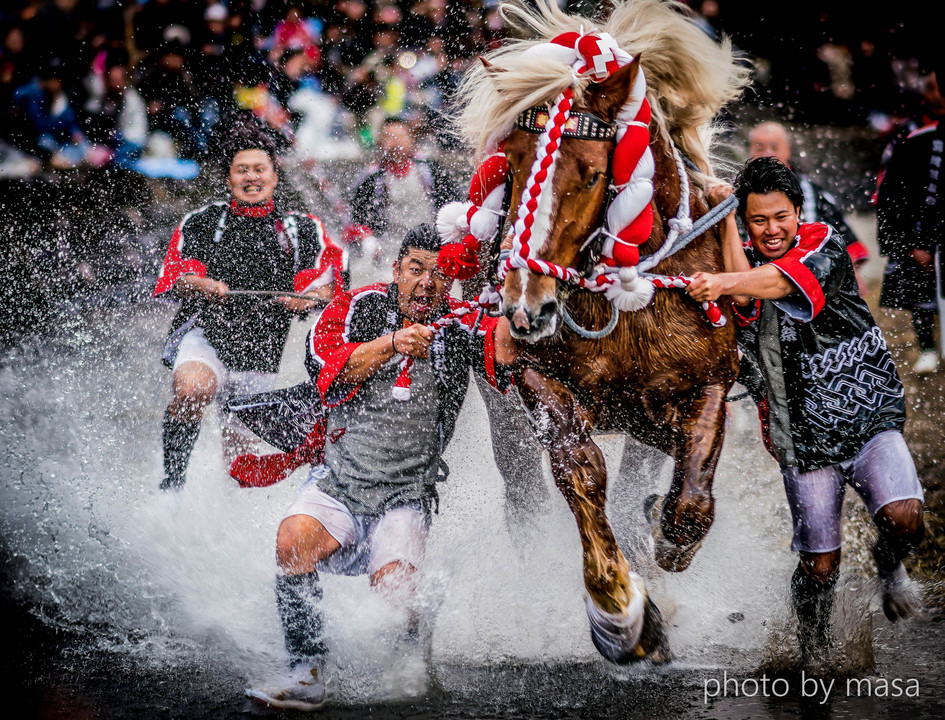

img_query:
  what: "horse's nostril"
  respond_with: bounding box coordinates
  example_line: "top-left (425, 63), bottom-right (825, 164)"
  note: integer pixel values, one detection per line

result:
top-left (510, 307), bottom-right (531, 331)
top-left (538, 300), bottom-right (558, 321)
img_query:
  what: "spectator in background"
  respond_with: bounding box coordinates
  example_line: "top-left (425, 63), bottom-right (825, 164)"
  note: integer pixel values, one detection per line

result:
top-left (83, 53), bottom-right (151, 171)
top-left (876, 64), bottom-right (945, 375)
top-left (12, 57), bottom-right (110, 170)
top-left (266, 3), bottom-right (321, 67)
top-left (343, 116), bottom-right (461, 268)
top-left (400, 0), bottom-right (435, 50)
top-left (133, 0), bottom-right (203, 55)
top-left (850, 35), bottom-right (907, 134)
top-left (1, 22), bottom-right (32, 94)
top-left (325, 0), bottom-right (373, 71)
top-left (748, 120), bottom-right (870, 296)
top-left (136, 33), bottom-right (212, 159)
top-left (24, 0), bottom-right (94, 106)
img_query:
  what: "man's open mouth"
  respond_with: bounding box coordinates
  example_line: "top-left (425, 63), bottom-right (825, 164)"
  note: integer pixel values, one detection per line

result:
top-left (411, 295), bottom-right (433, 313)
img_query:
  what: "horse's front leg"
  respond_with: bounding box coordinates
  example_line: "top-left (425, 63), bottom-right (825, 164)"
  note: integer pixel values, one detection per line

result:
top-left (650, 383), bottom-right (728, 572)
top-left (517, 367), bottom-right (666, 663)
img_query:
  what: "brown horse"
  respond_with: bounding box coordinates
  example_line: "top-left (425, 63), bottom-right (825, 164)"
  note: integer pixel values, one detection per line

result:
top-left (446, 0), bottom-right (750, 662)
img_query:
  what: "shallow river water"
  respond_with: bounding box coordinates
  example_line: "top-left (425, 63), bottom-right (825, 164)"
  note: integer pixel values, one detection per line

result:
top-left (1, 245), bottom-right (944, 719)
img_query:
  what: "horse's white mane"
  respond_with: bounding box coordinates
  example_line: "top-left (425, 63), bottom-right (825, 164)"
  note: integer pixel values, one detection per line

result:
top-left (454, 0), bottom-right (751, 178)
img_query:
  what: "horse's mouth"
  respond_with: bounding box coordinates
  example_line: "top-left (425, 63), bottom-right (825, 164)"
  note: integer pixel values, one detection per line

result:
top-left (506, 302), bottom-right (560, 342)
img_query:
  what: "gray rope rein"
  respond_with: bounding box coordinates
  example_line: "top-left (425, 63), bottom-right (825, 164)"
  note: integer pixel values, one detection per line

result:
top-left (562, 193), bottom-right (739, 339)
top-left (562, 299), bottom-right (620, 339)
top-left (637, 193), bottom-right (739, 274)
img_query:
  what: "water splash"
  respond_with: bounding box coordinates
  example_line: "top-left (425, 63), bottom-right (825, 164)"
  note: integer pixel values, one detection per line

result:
top-left (0, 294), bottom-right (887, 710)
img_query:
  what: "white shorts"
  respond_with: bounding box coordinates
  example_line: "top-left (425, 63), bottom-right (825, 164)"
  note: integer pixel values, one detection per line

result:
top-left (781, 430), bottom-right (924, 553)
top-left (284, 465), bottom-right (430, 577)
top-left (173, 327), bottom-right (279, 433)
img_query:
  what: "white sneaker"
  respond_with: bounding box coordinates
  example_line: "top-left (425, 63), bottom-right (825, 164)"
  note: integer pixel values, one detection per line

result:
top-left (912, 350), bottom-right (939, 375)
top-left (245, 662), bottom-right (326, 711)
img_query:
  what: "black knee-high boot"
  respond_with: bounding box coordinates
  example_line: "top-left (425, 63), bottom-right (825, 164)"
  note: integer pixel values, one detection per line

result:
top-left (791, 564), bottom-right (837, 663)
top-left (160, 409), bottom-right (200, 490)
top-left (276, 571), bottom-right (328, 665)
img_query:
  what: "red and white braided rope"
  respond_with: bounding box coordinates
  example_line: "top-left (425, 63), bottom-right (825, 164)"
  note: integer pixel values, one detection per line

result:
top-left (646, 274), bottom-right (725, 327)
top-left (392, 299), bottom-right (498, 401)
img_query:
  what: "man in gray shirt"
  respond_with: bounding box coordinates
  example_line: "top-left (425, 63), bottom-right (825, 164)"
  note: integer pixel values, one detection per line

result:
top-left (247, 224), bottom-right (518, 710)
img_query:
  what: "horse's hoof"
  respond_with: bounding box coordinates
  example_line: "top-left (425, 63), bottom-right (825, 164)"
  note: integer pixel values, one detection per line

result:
top-left (646, 493), bottom-right (703, 572)
top-left (637, 593), bottom-right (671, 664)
top-left (585, 575), bottom-right (669, 665)
top-left (654, 536), bottom-right (703, 572)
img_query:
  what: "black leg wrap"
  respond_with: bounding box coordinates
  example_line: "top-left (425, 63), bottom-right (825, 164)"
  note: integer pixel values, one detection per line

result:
top-left (913, 308), bottom-right (937, 351)
top-left (276, 571), bottom-right (328, 663)
top-left (791, 564), bottom-right (837, 661)
top-left (160, 409), bottom-right (200, 490)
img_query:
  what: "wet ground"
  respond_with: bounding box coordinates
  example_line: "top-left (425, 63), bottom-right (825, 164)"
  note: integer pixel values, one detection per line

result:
top-left (2, 119), bottom-right (945, 718)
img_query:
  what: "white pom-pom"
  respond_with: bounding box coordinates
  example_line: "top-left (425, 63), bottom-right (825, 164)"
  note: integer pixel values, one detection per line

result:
top-left (606, 266), bottom-right (654, 311)
top-left (391, 386), bottom-right (411, 401)
top-left (469, 208), bottom-right (498, 242)
top-left (436, 201), bottom-right (472, 244)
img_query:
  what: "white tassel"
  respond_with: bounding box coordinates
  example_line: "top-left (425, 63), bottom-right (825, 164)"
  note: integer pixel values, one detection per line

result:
top-left (436, 201), bottom-right (471, 244)
top-left (478, 287), bottom-right (503, 307)
top-left (606, 266), bottom-right (654, 311)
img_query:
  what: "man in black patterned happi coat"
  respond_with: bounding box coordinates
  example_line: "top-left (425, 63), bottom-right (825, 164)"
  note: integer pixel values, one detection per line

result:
top-left (687, 157), bottom-right (925, 667)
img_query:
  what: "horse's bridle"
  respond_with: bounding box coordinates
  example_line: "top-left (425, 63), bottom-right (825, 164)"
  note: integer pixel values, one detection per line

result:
top-left (501, 106), bottom-right (619, 284)
top-left (515, 107), bottom-right (618, 141)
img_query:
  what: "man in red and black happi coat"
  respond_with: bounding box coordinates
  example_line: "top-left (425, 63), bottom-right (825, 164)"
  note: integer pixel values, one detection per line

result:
top-left (876, 64), bottom-right (945, 375)
top-left (154, 127), bottom-right (348, 490)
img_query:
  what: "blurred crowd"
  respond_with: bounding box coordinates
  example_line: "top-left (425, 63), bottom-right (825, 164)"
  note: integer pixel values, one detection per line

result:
top-left (0, 0), bottom-right (934, 177)
top-left (0, 0), bottom-right (512, 176)
top-left (0, 0), bottom-right (936, 345)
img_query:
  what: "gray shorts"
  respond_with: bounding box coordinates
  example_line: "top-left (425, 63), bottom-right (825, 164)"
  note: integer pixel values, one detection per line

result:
top-left (782, 430), bottom-right (924, 553)
top-left (284, 465), bottom-right (431, 577)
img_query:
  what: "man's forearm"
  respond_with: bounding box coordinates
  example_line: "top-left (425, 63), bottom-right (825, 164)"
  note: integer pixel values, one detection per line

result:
top-left (493, 318), bottom-right (519, 366)
top-left (174, 273), bottom-right (227, 301)
top-left (719, 216), bottom-right (752, 274)
top-left (720, 265), bottom-right (795, 300)
top-left (334, 332), bottom-right (398, 384)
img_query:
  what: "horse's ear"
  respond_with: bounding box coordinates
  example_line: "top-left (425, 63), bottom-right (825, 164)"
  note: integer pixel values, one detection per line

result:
top-left (589, 56), bottom-right (641, 122)
top-left (480, 56), bottom-right (507, 78)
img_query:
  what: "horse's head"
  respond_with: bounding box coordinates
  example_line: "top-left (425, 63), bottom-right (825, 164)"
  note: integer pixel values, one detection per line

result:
top-left (501, 60), bottom-right (642, 341)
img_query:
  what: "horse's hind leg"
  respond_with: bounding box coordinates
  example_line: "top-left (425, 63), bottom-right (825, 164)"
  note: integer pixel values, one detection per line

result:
top-left (517, 367), bottom-right (666, 663)
top-left (651, 383), bottom-right (728, 572)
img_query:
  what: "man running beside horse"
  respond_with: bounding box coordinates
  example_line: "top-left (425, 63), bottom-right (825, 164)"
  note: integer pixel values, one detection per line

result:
top-left (687, 156), bottom-right (925, 665)
top-left (154, 122), bottom-right (348, 491)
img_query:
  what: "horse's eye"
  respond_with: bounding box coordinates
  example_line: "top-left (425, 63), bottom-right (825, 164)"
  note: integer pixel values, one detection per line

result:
top-left (586, 170), bottom-right (603, 189)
